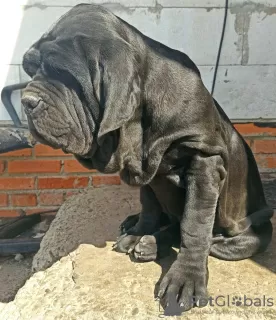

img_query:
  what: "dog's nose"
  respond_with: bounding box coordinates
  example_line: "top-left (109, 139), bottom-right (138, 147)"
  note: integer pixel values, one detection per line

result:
top-left (21, 95), bottom-right (42, 109)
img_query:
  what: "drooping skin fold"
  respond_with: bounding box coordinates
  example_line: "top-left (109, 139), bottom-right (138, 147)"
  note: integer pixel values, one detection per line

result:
top-left (21, 4), bottom-right (273, 315)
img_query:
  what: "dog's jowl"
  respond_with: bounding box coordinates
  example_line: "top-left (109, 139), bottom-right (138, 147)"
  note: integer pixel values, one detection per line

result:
top-left (21, 4), bottom-right (274, 315)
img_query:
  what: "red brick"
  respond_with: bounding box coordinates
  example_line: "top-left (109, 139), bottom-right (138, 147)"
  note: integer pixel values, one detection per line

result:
top-left (66, 191), bottom-right (82, 199)
top-left (38, 176), bottom-right (89, 189)
top-left (35, 144), bottom-right (70, 157)
top-left (8, 160), bottom-right (61, 173)
top-left (255, 155), bottom-right (276, 169)
top-left (0, 194), bottom-right (8, 207)
top-left (252, 140), bottom-right (276, 154)
top-left (0, 177), bottom-right (35, 190)
top-left (0, 149), bottom-right (32, 157)
top-left (234, 123), bottom-right (276, 136)
top-left (267, 156), bottom-right (276, 168)
top-left (0, 209), bottom-right (21, 217)
top-left (11, 193), bottom-right (37, 207)
top-left (92, 175), bottom-right (121, 187)
top-left (0, 161), bottom-right (5, 173)
top-left (26, 208), bottom-right (59, 215)
top-left (40, 192), bottom-right (64, 206)
top-left (63, 159), bottom-right (96, 173)
top-left (244, 139), bottom-right (252, 147)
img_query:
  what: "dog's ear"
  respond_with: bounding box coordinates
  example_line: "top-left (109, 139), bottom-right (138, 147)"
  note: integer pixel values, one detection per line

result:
top-left (39, 39), bottom-right (142, 140)
top-left (27, 31), bottom-right (142, 140)
top-left (96, 52), bottom-right (142, 144)
top-left (37, 40), bottom-right (99, 132)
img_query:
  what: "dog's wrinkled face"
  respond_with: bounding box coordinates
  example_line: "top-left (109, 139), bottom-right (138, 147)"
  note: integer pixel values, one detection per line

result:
top-left (21, 48), bottom-right (95, 156)
top-left (21, 4), bottom-right (142, 175)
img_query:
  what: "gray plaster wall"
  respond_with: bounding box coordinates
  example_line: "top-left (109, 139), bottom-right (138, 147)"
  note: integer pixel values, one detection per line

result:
top-left (0, 0), bottom-right (276, 122)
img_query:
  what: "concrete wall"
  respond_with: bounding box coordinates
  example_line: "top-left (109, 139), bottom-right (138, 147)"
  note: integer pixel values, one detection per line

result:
top-left (1, 0), bottom-right (276, 122)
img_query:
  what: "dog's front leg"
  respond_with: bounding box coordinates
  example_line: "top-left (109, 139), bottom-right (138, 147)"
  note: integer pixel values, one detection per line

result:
top-left (157, 154), bottom-right (226, 314)
top-left (114, 184), bottom-right (163, 253)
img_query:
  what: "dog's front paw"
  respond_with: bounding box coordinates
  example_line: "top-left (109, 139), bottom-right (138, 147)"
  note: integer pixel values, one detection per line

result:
top-left (133, 235), bottom-right (157, 261)
top-left (157, 252), bottom-right (209, 315)
top-left (119, 213), bottom-right (140, 235)
top-left (112, 233), bottom-right (142, 253)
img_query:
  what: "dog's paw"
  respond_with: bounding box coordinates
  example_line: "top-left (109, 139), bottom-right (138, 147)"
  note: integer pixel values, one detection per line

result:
top-left (112, 233), bottom-right (142, 253)
top-left (133, 235), bottom-right (157, 261)
top-left (119, 213), bottom-right (140, 235)
top-left (157, 257), bottom-right (208, 315)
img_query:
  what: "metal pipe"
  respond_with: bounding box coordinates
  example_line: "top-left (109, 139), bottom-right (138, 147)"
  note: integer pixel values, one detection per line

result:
top-left (0, 127), bottom-right (35, 154)
top-left (0, 238), bottom-right (41, 254)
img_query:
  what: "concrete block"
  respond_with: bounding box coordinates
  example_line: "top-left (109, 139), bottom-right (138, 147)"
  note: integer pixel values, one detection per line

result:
top-left (1, 5), bottom-right (241, 66)
top-left (1, 6), bottom-right (68, 65)
top-left (0, 5), bottom-right (25, 65)
top-left (16, 0), bottom-right (155, 6)
top-left (247, 12), bottom-right (276, 65)
top-left (0, 65), bottom-right (22, 121)
top-left (230, 0), bottom-right (276, 6)
top-left (14, 0), bottom-right (276, 8)
top-left (158, 0), bottom-right (226, 7)
top-left (198, 66), bottom-right (215, 93)
top-left (213, 66), bottom-right (276, 120)
top-left (114, 8), bottom-right (241, 65)
top-left (158, 1), bottom-right (276, 8)
top-left (19, 65), bottom-right (32, 121)
top-left (19, 65), bottom-right (31, 83)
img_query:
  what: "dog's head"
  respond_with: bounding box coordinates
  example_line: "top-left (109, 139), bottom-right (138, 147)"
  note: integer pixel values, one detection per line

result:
top-left (21, 4), bottom-right (142, 158)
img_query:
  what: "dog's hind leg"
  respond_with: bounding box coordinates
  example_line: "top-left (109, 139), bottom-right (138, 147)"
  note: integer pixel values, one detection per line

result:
top-left (210, 220), bottom-right (273, 261)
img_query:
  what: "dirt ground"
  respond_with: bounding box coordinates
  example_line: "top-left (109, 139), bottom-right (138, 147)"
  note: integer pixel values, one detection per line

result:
top-left (0, 254), bottom-right (33, 302)
top-left (0, 216), bottom-right (54, 302)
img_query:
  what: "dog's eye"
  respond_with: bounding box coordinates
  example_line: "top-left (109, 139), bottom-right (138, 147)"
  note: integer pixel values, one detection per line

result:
top-left (42, 62), bottom-right (81, 96)
top-left (41, 62), bottom-right (60, 78)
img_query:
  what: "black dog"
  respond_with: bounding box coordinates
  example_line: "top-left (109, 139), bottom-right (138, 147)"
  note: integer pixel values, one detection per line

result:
top-left (21, 4), bottom-right (273, 314)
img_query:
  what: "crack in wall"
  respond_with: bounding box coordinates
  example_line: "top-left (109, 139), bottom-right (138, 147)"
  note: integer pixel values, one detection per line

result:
top-left (231, 2), bottom-right (276, 65)
top-left (101, 3), bottom-right (135, 15)
top-left (148, 1), bottom-right (163, 21)
top-left (24, 3), bottom-right (48, 11)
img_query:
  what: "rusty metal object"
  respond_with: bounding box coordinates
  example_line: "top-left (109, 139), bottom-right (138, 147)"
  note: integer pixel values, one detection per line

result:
top-left (0, 127), bottom-right (35, 154)
top-left (0, 81), bottom-right (37, 154)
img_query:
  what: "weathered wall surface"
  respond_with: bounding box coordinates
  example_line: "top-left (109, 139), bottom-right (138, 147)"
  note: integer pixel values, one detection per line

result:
top-left (0, 0), bottom-right (276, 121)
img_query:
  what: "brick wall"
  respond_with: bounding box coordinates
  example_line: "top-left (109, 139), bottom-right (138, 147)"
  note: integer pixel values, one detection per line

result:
top-left (0, 144), bottom-right (121, 217)
top-left (0, 123), bottom-right (275, 218)
top-left (235, 123), bottom-right (276, 171)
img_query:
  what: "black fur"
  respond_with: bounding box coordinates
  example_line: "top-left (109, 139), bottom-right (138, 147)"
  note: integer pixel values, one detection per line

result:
top-left (21, 4), bottom-right (274, 315)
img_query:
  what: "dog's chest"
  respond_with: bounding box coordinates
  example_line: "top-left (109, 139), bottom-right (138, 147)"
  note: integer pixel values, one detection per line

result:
top-left (149, 175), bottom-right (186, 218)
top-left (147, 145), bottom-right (192, 217)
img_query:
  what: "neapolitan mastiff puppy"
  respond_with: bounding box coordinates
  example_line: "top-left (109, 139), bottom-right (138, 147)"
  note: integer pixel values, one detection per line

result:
top-left (21, 4), bottom-right (273, 314)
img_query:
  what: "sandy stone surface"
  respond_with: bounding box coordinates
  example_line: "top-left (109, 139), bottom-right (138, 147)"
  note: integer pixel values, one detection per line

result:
top-left (0, 242), bottom-right (276, 320)
top-left (0, 184), bottom-right (275, 319)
